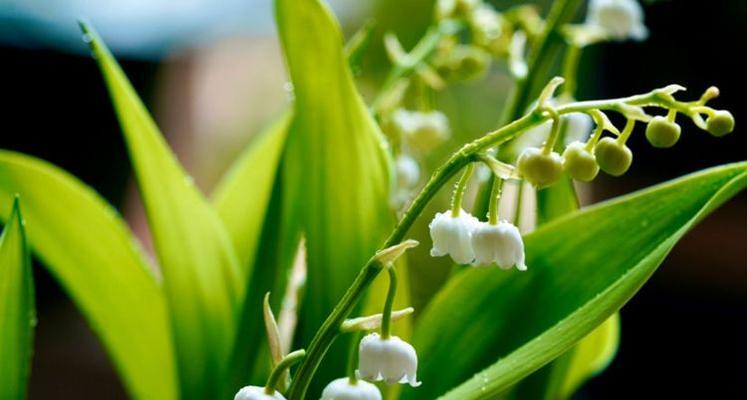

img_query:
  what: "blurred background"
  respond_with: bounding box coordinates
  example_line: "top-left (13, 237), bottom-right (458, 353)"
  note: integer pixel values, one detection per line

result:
top-left (1, 0), bottom-right (745, 398)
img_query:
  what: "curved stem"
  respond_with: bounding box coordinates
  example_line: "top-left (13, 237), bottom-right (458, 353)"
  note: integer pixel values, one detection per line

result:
top-left (346, 331), bottom-right (361, 383)
top-left (265, 350), bottom-right (306, 395)
top-left (380, 267), bottom-right (398, 339)
top-left (451, 163), bottom-right (475, 217)
top-left (617, 119), bottom-right (636, 144)
top-left (286, 112), bottom-right (539, 400)
top-left (488, 178), bottom-right (504, 225)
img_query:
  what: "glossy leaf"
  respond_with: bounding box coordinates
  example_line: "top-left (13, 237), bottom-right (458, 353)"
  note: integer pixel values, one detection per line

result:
top-left (403, 162), bottom-right (747, 400)
top-left (0, 198), bottom-right (34, 399)
top-left (81, 22), bottom-right (242, 399)
top-left (275, 0), bottom-right (394, 392)
top-left (0, 151), bottom-right (176, 399)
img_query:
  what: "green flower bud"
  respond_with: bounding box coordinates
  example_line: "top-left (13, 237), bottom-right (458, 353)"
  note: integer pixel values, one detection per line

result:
top-left (705, 110), bottom-right (735, 137)
top-left (594, 137), bottom-right (633, 176)
top-left (517, 147), bottom-right (563, 188)
top-left (437, 45), bottom-right (491, 82)
top-left (562, 141), bottom-right (600, 182)
top-left (645, 116), bottom-right (681, 148)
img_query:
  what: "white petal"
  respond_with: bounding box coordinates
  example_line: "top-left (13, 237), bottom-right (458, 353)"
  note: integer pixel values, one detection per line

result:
top-left (320, 377), bottom-right (382, 400)
top-left (357, 333), bottom-right (385, 382)
top-left (234, 386), bottom-right (286, 400)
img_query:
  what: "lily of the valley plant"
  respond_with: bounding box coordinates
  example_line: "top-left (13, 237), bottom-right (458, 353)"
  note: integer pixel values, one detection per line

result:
top-left (0, 0), bottom-right (742, 399)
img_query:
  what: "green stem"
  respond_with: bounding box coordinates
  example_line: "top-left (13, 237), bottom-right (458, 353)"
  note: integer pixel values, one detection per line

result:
top-left (346, 331), bottom-right (361, 383)
top-left (265, 350), bottom-right (306, 395)
top-left (488, 178), bottom-right (504, 225)
top-left (500, 0), bottom-right (585, 125)
top-left (561, 44), bottom-right (581, 98)
top-left (512, 181), bottom-right (525, 226)
top-left (617, 119), bottom-right (636, 144)
top-left (451, 163), bottom-right (475, 217)
top-left (371, 20), bottom-right (463, 114)
top-left (286, 111), bottom-right (541, 400)
top-left (380, 267), bottom-right (398, 339)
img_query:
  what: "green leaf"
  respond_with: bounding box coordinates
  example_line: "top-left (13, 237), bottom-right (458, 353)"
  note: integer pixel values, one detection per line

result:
top-left (524, 176), bottom-right (620, 400)
top-left (0, 197), bottom-right (34, 399)
top-left (0, 151), bottom-right (176, 399)
top-left (211, 115), bottom-right (304, 392)
top-left (212, 115), bottom-right (291, 270)
top-left (80, 22), bottom-right (242, 398)
top-left (275, 0), bottom-right (394, 391)
top-left (403, 162), bottom-right (747, 400)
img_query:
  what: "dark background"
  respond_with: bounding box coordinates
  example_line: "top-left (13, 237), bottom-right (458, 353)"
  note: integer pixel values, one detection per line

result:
top-left (1, 0), bottom-right (745, 398)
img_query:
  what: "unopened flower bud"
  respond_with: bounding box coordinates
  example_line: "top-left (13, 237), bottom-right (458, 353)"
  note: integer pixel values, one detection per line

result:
top-left (562, 141), bottom-right (600, 182)
top-left (594, 137), bottom-right (633, 176)
top-left (357, 333), bottom-right (420, 387)
top-left (437, 45), bottom-right (491, 82)
top-left (321, 377), bottom-right (382, 400)
top-left (586, 0), bottom-right (648, 41)
top-left (705, 110), bottom-right (735, 137)
top-left (471, 221), bottom-right (526, 270)
top-left (517, 147), bottom-right (563, 188)
top-left (234, 386), bottom-right (286, 400)
top-left (429, 209), bottom-right (478, 264)
top-left (645, 116), bottom-right (681, 148)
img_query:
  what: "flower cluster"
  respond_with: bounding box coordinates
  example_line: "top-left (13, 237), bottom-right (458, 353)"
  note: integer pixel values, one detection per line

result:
top-left (430, 209), bottom-right (526, 270)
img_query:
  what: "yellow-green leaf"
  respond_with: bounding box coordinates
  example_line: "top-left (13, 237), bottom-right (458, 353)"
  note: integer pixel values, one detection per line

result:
top-left (80, 22), bottom-right (242, 399)
top-left (275, 0), bottom-right (394, 392)
top-left (0, 197), bottom-right (34, 400)
top-left (0, 151), bottom-right (176, 399)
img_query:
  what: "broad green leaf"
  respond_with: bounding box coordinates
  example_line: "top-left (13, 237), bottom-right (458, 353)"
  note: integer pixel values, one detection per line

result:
top-left (213, 115), bottom-right (291, 269)
top-left (0, 197), bottom-right (34, 399)
top-left (403, 162), bottom-right (747, 400)
top-left (211, 116), bottom-right (304, 393)
top-left (0, 151), bottom-right (176, 399)
top-left (525, 176), bottom-right (621, 400)
top-left (81, 22), bottom-right (242, 398)
top-left (275, 0), bottom-right (394, 392)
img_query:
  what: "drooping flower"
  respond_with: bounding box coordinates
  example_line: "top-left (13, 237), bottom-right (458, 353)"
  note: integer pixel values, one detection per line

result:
top-left (391, 109), bottom-right (450, 152)
top-left (586, 0), bottom-right (648, 41)
top-left (471, 220), bottom-right (527, 270)
top-left (429, 209), bottom-right (479, 264)
top-left (234, 386), bottom-right (286, 400)
top-left (357, 333), bottom-right (420, 387)
top-left (391, 154), bottom-right (421, 208)
top-left (320, 377), bottom-right (382, 400)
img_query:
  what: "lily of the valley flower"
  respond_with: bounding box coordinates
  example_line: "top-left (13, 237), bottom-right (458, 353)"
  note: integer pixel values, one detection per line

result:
top-left (320, 377), bottom-right (382, 400)
top-left (586, 0), bottom-right (648, 41)
top-left (471, 220), bottom-right (527, 271)
top-left (391, 109), bottom-right (450, 152)
top-left (429, 209), bottom-right (479, 264)
top-left (391, 154), bottom-right (421, 207)
top-left (357, 333), bottom-right (420, 387)
top-left (234, 386), bottom-right (286, 400)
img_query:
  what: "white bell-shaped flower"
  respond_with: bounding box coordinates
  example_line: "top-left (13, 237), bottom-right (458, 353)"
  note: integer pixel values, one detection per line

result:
top-left (320, 377), bottom-right (382, 400)
top-left (429, 209), bottom-right (479, 264)
top-left (392, 109), bottom-right (450, 153)
top-left (586, 0), bottom-right (648, 41)
top-left (234, 386), bottom-right (286, 400)
top-left (471, 220), bottom-right (527, 270)
top-left (391, 154), bottom-right (422, 208)
top-left (357, 333), bottom-right (420, 387)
